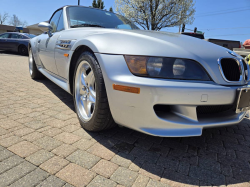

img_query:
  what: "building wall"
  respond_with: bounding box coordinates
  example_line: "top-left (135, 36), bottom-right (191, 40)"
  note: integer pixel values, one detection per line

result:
top-left (0, 28), bottom-right (30, 34)
top-left (0, 29), bottom-right (6, 34)
top-left (28, 29), bottom-right (43, 35)
top-left (0, 29), bottom-right (15, 34)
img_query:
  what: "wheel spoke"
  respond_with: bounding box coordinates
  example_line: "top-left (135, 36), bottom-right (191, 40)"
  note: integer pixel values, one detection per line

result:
top-left (85, 71), bottom-right (93, 86)
top-left (89, 91), bottom-right (96, 103)
top-left (84, 100), bottom-right (91, 117)
top-left (81, 73), bottom-right (87, 87)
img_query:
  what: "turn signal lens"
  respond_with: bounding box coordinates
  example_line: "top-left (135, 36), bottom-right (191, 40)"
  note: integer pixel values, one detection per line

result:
top-left (124, 55), bottom-right (148, 75)
top-left (113, 84), bottom-right (140, 94)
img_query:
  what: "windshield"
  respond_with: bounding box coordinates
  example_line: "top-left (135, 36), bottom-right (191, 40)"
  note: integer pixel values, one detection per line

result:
top-left (23, 33), bottom-right (36, 38)
top-left (67, 6), bottom-right (139, 30)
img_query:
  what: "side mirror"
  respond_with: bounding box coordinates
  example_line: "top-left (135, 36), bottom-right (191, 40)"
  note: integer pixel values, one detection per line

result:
top-left (38, 22), bottom-right (53, 37)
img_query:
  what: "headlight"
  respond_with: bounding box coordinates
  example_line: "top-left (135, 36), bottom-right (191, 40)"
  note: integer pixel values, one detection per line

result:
top-left (124, 55), bottom-right (210, 81)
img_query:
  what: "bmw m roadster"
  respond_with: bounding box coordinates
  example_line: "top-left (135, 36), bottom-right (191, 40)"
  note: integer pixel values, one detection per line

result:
top-left (28, 5), bottom-right (250, 137)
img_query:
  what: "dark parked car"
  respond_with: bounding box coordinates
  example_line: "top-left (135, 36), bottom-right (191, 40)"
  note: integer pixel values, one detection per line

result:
top-left (181, 32), bottom-right (241, 51)
top-left (0, 32), bottom-right (36, 55)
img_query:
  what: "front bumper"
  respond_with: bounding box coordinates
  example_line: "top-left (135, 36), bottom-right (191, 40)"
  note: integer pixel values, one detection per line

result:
top-left (96, 53), bottom-right (247, 137)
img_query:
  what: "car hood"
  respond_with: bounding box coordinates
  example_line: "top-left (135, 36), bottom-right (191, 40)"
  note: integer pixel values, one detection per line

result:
top-left (66, 28), bottom-right (244, 85)
top-left (70, 28), bottom-right (238, 58)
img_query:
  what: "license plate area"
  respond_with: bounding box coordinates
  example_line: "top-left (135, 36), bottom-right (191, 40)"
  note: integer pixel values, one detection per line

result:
top-left (236, 88), bottom-right (250, 113)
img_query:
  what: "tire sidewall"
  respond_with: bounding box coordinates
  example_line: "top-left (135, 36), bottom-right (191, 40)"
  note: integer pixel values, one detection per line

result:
top-left (73, 52), bottom-right (103, 130)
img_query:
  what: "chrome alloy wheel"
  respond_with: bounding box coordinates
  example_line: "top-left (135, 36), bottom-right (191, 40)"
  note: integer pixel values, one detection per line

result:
top-left (75, 60), bottom-right (96, 121)
top-left (29, 49), bottom-right (33, 75)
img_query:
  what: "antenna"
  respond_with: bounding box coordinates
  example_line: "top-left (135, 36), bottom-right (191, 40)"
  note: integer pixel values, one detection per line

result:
top-left (78, 0), bottom-right (80, 5)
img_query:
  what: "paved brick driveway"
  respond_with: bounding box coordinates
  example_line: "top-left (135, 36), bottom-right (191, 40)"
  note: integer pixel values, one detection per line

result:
top-left (0, 53), bottom-right (250, 187)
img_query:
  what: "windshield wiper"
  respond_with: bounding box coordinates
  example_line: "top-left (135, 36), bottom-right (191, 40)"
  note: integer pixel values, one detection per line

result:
top-left (71, 24), bottom-right (105, 28)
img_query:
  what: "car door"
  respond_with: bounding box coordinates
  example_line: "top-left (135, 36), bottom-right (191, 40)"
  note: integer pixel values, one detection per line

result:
top-left (54, 11), bottom-right (69, 79)
top-left (0, 33), bottom-right (10, 50)
top-left (38, 9), bottom-right (63, 74)
top-left (8, 33), bottom-right (23, 51)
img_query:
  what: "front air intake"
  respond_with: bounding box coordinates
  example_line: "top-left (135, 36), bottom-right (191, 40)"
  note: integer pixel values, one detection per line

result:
top-left (220, 58), bottom-right (241, 81)
top-left (197, 105), bottom-right (234, 115)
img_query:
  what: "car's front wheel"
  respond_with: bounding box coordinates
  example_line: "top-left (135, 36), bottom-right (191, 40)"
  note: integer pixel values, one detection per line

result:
top-left (73, 51), bottom-right (116, 131)
top-left (29, 48), bottom-right (44, 79)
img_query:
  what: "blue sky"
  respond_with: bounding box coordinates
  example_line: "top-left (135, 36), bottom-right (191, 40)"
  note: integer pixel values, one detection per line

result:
top-left (0, 0), bottom-right (249, 42)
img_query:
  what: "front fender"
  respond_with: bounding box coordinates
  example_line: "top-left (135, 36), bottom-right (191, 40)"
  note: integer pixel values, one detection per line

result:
top-left (71, 39), bottom-right (99, 53)
top-left (29, 37), bottom-right (42, 66)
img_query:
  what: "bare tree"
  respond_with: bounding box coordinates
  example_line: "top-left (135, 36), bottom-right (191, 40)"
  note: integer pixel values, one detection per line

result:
top-left (115, 0), bottom-right (195, 31)
top-left (8, 14), bottom-right (27, 27)
top-left (0, 12), bottom-right (9, 25)
top-left (21, 20), bottom-right (27, 27)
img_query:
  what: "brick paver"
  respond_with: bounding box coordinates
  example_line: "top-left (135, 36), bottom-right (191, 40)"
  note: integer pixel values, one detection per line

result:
top-left (0, 135), bottom-right (22, 147)
top-left (54, 132), bottom-right (81, 144)
top-left (66, 149), bottom-right (101, 169)
top-left (8, 141), bottom-right (40, 158)
top-left (111, 167), bottom-right (138, 186)
top-left (87, 175), bottom-right (117, 187)
top-left (25, 149), bottom-right (54, 166)
top-left (9, 168), bottom-right (49, 187)
top-left (87, 143), bottom-right (117, 160)
top-left (52, 143), bottom-right (77, 158)
top-left (1, 53), bottom-right (250, 186)
top-left (56, 163), bottom-right (96, 187)
top-left (40, 156), bottom-right (69, 174)
top-left (91, 159), bottom-right (119, 178)
top-left (34, 136), bottom-right (63, 151)
top-left (36, 175), bottom-right (66, 187)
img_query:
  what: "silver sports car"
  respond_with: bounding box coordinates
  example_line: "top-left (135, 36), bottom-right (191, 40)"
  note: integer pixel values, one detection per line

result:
top-left (29, 5), bottom-right (250, 137)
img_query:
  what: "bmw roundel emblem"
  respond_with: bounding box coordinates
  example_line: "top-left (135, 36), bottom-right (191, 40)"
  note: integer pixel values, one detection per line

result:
top-left (227, 51), bottom-right (238, 57)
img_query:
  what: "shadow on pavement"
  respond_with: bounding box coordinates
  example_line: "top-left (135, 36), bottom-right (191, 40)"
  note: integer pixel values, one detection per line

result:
top-left (38, 76), bottom-right (250, 186)
top-left (35, 78), bottom-right (75, 111)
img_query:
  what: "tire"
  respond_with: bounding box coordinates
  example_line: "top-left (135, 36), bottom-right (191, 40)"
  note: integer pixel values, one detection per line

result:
top-left (73, 51), bottom-right (116, 131)
top-left (19, 45), bottom-right (28, 56)
top-left (29, 48), bottom-right (44, 79)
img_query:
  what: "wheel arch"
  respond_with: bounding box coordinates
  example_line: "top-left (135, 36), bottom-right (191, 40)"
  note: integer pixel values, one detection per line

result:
top-left (28, 43), bottom-right (31, 51)
top-left (69, 45), bottom-right (96, 94)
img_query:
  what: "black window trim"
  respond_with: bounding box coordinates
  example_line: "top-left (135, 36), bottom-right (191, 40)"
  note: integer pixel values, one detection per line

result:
top-left (49, 8), bottom-right (63, 33)
top-left (49, 8), bottom-right (63, 23)
top-left (56, 12), bottom-right (65, 32)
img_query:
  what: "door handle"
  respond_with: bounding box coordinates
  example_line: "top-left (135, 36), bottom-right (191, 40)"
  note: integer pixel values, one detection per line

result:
top-left (38, 39), bottom-right (41, 44)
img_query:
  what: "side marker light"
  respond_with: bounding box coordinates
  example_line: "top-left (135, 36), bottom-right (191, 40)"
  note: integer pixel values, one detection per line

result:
top-left (113, 84), bottom-right (140, 94)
